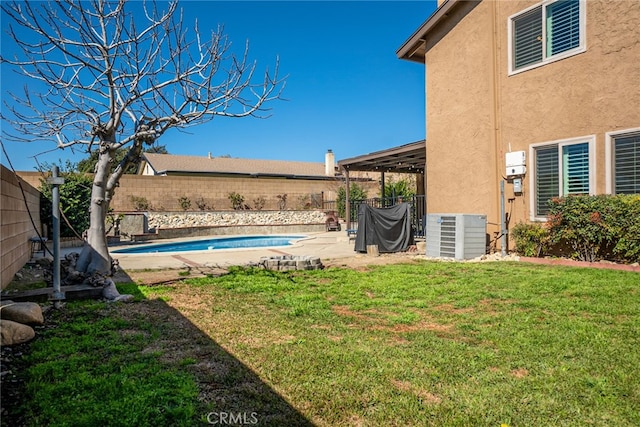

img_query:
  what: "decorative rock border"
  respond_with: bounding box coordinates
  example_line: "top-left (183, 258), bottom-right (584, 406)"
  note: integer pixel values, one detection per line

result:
top-left (259, 255), bottom-right (324, 271)
top-left (148, 210), bottom-right (327, 230)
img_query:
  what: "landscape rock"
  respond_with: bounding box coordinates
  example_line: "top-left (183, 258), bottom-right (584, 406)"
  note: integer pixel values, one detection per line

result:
top-left (0, 320), bottom-right (36, 346)
top-left (0, 301), bottom-right (44, 325)
top-left (148, 210), bottom-right (326, 230)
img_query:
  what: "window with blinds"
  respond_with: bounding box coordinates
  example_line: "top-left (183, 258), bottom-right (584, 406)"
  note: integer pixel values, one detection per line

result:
top-left (534, 140), bottom-right (591, 217)
top-left (510, 0), bottom-right (584, 74)
top-left (546, 0), bottom-right (581, 56)
top-left (614, 133), bottom-right (640, 194)
top-left (562, 143), bottom-right (589, 195)
top-left (535, 146), bottom-right (559, 216)
top-left (513, 7), bottom-right (542, 70)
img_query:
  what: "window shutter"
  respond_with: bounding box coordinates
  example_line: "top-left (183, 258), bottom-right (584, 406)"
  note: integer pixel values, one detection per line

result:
top-left (546, 0), bottom-right (581, 56)
top-left (535, 146), bottom-right (559, 216)
top-left (615, 133), bottom-right (640, 194)
top-left (562, 143), bottom-right (589, 195)
top-left (513, 7), bottom-right (543, 70)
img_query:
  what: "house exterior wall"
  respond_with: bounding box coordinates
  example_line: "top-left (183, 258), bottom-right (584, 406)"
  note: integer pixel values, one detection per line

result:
top-left (1, 165), bottom-right (41, 288)
top-left (424, 1), bottom-right (500, 236)
top-left (17, 172), bottom-right (379, 213)
top-left (497, 0), bottom-right (640, 223)
top-left (421, 0), bottom-right (640, 247)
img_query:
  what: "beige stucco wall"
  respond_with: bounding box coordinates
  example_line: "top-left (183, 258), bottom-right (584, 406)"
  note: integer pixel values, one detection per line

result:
top-left (424, 1), bottom-right (501, 237)
top-left (497, 0), bottom-right (640, 224)
top-left (1, 165), bottom-right (41, 288)
top-left (422, 0), bottom-right (640, 247)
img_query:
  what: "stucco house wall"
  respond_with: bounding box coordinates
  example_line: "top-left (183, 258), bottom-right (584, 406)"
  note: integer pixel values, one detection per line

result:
top-left (401, 0), bottom-right (640, 248)
top-left (497, 0), bottom-right (640, 222)
top-left (424, 1), bottom-right (500, 236)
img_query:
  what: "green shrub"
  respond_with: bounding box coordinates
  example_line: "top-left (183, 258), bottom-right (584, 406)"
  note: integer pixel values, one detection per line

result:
top-left (228, 192), bottom-right (246, 210)
top-left (546, 194), bottom-right (640, 263)
top-left (40, 172), bottom-right (92, 238)
top-left (511, 222), bottom-right (549, 257)
top-left (178, 196), bottom-right (191, 211)
top-left (130, 195), bottom-right (150, 211)
top-left (336, 184), bottom-right (368, 219)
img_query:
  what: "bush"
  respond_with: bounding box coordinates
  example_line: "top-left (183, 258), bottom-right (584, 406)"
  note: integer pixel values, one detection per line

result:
top-left (178, 196), bottom-right (191, 211)
top-left (130, 195), bottom-right (150, 211)
top-left (40, 172), bottom-right (92, 238)
top-left (336, 184), bottom-right (368, 220)
top-left (276, 194), bottom-right (287, 210)
top-left (195, 197), bottom-right (210, 211)
top-left (546, 194), bottom-right (640, 263)
top-left (511, 222), bottom-right (549, 257)
top-left (228, 192), bottom-right (246, 210)
top-left (253, 196), bottom-right (265, 210)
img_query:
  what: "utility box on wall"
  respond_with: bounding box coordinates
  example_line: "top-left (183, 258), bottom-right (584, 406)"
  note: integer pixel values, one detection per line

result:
top-left (506, 151), bottom-right (526, 177)
top-left (426, 214), bottom-right (487, 260)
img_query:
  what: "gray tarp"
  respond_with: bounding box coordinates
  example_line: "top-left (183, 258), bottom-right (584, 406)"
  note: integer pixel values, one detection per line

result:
top-left (354, 203), bottom-right (412, 253)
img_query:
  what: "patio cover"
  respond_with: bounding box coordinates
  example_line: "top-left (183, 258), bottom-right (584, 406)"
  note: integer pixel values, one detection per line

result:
top-left (337, 140), bottom-right (425, 174)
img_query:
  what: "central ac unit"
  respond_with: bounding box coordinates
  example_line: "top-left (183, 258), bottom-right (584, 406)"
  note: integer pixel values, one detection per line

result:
top-left (426, 214), bottom-right (487, 260)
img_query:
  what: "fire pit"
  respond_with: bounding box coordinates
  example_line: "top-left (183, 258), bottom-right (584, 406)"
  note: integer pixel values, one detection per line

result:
top-left (259, 255), bottom-right (324, 271)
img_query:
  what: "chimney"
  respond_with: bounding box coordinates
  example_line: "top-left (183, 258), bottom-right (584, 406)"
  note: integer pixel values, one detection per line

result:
top-left (325, 149), bottom-right (335, 176)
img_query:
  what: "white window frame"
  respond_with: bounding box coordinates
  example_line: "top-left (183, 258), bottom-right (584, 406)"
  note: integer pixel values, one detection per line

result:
top-left (529, 135), bottom-right (596, 221)
top-left (508, 0), bottom-right (587, 76)
top-left (605, 127), bottom-right (640, 194)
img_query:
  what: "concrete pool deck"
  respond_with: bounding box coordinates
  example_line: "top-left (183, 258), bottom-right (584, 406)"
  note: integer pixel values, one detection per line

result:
top-left (107, 231), bottom-right (359, 271)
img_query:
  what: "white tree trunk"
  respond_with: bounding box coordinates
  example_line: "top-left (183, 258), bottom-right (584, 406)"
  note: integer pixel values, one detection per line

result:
top-left (76, 147), bottom-right (113, 275)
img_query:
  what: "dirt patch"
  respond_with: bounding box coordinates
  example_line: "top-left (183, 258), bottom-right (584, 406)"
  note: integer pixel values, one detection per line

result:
top-left (390, 379), bottom-right (442, 405)
top-left (331, 305), bottom-right (455, 336)
top-left (510, 368), bottom-right (529, 378)
top-left (322, 252), bottom-right (423, 270)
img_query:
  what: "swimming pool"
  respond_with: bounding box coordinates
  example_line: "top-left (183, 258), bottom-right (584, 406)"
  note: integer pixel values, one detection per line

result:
top-left (112, 235), bottom-right (307, 254)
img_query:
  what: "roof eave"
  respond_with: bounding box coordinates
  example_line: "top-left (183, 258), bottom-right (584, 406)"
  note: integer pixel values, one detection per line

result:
top-left (396, 0), bottom-right (465, 63)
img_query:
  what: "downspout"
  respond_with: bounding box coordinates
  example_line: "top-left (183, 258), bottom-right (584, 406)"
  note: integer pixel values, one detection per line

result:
top-left (491, 0), bottom-right (505, 254)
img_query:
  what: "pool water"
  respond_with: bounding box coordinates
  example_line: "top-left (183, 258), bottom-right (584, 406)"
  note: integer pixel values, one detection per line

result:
top-left (112, 235), bottom-right (306, 254)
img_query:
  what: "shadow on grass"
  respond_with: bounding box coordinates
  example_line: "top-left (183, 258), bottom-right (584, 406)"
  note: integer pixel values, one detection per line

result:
top-left (117, 283), bottom-right (313, 427)
top-left (117, 283), bottom-right (315, 426)
top-left (1, 280), bottom-right (314, 426)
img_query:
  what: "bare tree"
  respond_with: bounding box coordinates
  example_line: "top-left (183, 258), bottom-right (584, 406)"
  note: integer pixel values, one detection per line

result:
top-left (1, 0), bottom-right (285, 299)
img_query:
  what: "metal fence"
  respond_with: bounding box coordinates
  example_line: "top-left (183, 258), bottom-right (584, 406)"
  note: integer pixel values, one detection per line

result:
top-left (348, 195), bottom-right (426, 237)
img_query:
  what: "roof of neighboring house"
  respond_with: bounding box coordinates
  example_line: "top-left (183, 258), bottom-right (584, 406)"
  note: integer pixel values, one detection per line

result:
top-left (140, 153), bottom-right (336, 179)
top-left (397, 0), bottom-right (475, 63)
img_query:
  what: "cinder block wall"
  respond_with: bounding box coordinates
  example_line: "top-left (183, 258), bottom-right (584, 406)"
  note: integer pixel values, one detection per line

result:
top-left (18, 172), bottom-right (380, 213)
top-left (1, 165), bottom-right (42, 289)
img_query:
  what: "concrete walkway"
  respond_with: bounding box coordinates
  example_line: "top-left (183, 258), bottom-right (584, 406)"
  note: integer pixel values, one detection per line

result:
top-left (108, 231), bottom-right (358, 271)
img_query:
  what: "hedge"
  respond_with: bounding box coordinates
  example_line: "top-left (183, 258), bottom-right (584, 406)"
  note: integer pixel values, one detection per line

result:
top-left (512, 194), bottom-right (640, 263)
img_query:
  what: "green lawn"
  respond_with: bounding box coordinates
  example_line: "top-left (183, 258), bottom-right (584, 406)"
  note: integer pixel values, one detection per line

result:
top-left (8, 261), bottom-right (640, 426)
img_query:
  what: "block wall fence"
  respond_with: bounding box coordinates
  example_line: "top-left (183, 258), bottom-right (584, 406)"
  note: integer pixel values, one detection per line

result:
top-left (1, 165), bottom-right (42, 289)
top-left (17, 172), bottom-right (380, 212)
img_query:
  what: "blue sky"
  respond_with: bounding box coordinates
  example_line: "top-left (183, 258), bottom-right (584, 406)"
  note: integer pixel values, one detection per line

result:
top-left (1, 1), bottom-right (436, 171)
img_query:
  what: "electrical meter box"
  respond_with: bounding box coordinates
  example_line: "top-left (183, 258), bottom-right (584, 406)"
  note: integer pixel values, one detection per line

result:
top-left (505, 151), bottom-right (526, 177)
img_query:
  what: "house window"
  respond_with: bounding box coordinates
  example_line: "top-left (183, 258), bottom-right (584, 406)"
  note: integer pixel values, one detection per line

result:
top-left (532, 137), bottom-right (594, 217)
top-left (609, 131), bottom-right (640, 195)
top-left (510, 0), bottom-right (585, 74)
